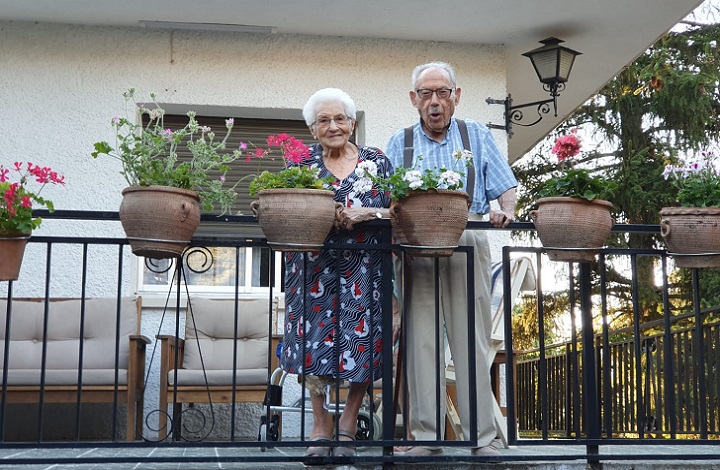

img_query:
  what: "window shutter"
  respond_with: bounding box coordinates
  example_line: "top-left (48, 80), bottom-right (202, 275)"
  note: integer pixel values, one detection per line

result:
top-left (158, 114), bottom-right (317, 217)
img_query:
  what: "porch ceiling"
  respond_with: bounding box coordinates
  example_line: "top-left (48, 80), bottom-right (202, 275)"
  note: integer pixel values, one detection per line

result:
top-left (0, 0), bottom-right (703, 162)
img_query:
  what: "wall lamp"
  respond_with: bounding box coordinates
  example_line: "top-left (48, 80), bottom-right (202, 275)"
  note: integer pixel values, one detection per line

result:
top-left (487, 37), bottom-right (581, 137)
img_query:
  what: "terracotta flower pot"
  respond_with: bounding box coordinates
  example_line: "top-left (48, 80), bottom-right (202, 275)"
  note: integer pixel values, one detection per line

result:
top-left (250, 189), bottom-right (341, 251)
top-left (119, 186), bottom-right (201, 259)
top-left (390, 189), bottom-right (470, 257)
top-left (530, 197), bottom-right (614, 263)
top-left (0, 233), bottom-right (30, 281)
top-left (660, 206), bottom-right (720, 268)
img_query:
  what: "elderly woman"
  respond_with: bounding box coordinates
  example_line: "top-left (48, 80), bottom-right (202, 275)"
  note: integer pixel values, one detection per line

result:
top-left (279, 88), bottom-right (393, 458)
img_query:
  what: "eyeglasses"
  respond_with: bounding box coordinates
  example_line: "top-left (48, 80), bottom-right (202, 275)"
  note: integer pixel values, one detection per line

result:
top-left (415, 88), bottom-right (454, 100)
top-left (312, 115), bottom-right (352, 128)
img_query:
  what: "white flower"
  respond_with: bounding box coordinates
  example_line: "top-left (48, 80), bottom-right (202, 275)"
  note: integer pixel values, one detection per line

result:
top-left (403, 170), bottom-right (423, 190)
top-left (149, 108), bottom-right (164, 120)
top-left (355, 160), bottom-right (378, 178)
top-left (352, 177), bottom-right (373, 194)
top-left (438, 170), bottom-right (462, 188)
top-left (453, 148), bottom-right (474, 166)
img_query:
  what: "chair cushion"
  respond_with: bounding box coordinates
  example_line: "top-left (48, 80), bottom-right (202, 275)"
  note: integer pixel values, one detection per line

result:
top-left (182, 298), bottom-right (273, 377)
top-left (168, 368), bottom-right (267, 386)
top-left (0, 298), bottom-right (137, 384)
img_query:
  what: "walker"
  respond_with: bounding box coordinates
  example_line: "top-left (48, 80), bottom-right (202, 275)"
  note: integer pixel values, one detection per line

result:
top-left (258, 366), bottom-right (382, 446)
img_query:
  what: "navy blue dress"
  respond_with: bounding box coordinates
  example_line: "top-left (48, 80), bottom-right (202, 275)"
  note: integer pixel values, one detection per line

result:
top-left (280, 144), bottom-right (392, 383)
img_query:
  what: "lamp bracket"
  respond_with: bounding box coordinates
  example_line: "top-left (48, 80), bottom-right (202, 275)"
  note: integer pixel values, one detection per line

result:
top-left (486, 80), bottom-right (568, 136)
top-left (486, 92), bottom-right (561, 137)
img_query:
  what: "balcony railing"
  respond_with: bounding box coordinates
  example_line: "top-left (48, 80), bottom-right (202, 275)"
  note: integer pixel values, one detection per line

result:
top-left (0, 210), bottom-right (718, 467)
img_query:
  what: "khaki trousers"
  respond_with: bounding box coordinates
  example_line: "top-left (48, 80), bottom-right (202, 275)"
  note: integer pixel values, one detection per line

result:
top-left (398, 215), bottom-right (496, 447)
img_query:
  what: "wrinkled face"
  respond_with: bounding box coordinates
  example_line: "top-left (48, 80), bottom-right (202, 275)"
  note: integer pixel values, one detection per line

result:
top-left (309, 102), bottom-right (354, 150)
top-left (410, 67), bottom-right (461, 139)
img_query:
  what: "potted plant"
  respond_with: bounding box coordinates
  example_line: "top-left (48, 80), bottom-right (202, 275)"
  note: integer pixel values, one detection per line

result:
top-left (353, 149), bottom-right (473, 256)
top-left (247, 134), bottom-right (339, 251)
top-left (91, 88), bottom-right (241, 259)
top-left (660, 151), bottom-right (720, 268)
top-left (0, 162), bottom-right (65, 280)
top-left (529, 130), bottom-right (618, 262)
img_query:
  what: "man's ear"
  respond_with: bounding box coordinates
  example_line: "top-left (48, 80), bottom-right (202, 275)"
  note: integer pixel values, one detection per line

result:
top-left (409, 90), bottom-right (418, 107)
top-left (454, 87), bottom-right (462, 105)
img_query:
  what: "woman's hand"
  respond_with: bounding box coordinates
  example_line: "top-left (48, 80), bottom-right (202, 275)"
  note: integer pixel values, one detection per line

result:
top-left (335, 207), bottom-right (389, 231)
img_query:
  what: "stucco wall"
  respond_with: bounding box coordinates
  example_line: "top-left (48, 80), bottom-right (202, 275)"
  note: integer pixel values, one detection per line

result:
top-left (1, 21), bottom-right (510, 439)
top-left (1, 20), bottom-right (509, 298)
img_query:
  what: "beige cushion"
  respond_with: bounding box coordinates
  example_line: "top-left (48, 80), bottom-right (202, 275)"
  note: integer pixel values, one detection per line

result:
top-left (0, 298), bottom-right (138, 385)
top-left (174, 297), bottom-right (273, 386)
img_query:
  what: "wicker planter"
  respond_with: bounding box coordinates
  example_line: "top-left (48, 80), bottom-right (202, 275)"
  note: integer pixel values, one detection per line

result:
top-left (250, 189), bottom-right (341, 251)
top-left (530, 197), bottom-right (614, 263)
top-left (0, 233), bottom-right (30, 281)
top-left (119, 186), bottom-right (201, 259)
top-left (390, 190), bottom-right (469, 257)
top-left (660, 206), bottom-right (720, 268)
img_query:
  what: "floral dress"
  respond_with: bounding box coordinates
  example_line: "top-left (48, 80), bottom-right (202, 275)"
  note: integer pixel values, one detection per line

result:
top-left (280, 144), bottom-right (393, 383)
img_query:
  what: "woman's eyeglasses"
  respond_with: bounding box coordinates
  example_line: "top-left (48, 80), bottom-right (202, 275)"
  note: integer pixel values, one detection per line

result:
top-left (312, 115), bottom-right (352, 128)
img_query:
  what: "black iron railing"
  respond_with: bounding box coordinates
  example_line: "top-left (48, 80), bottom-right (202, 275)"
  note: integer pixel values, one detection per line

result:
top-left (0, 210), bottom-right (718, 467)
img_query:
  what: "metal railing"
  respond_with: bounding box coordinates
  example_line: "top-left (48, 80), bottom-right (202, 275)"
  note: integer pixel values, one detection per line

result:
top-left (0, 210), bottom-right (718, 467)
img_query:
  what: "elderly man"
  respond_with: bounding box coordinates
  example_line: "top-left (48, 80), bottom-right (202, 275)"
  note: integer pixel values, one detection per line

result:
top-left (386, 61), bottom-right (517, 457)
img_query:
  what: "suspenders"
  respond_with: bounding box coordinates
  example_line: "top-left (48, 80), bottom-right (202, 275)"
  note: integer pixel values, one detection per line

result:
top-left (403, 119), bottom-right (475, 203)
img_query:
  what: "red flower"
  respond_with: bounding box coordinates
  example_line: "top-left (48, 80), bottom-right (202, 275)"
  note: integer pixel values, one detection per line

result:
top-left (551, 130), bottom-right (582, 162)
top-left (0, 162), bottom-right (65, 235)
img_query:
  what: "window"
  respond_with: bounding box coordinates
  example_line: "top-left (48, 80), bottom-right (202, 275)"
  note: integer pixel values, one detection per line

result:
top-left (139, 114), bottom-right (315, 295)
top-left (158, 114), bottom-right (318, 216)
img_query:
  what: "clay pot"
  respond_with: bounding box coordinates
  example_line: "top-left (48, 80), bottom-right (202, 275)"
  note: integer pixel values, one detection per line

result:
top-left (660, 206), bottom-right (720, 268)
top-left (119, 186), bottom-right (201, 259)
top-left (530, 197), bottom-right (614, 263)
top-left (390, 190), bottom-right (470, 257)
top-left (0, 234), bottom-right (30, 281)
top-left (250, 189), bottom-right (341, 251)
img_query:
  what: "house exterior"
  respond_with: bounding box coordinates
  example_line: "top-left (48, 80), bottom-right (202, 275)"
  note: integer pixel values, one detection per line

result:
top-left (0, 0), bottom-right (704, 298)
top-left (0, 0), bottom-right (706, 443)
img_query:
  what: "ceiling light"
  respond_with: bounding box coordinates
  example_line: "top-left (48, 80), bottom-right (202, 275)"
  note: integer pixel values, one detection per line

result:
top-left (139, 21), bottom-right (277, 34)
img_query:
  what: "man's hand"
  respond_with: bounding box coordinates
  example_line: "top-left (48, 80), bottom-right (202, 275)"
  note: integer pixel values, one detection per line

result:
top-left (489, 187), bottom-right (517, 228)
top-left (488, 209), bottom-right (514, 228)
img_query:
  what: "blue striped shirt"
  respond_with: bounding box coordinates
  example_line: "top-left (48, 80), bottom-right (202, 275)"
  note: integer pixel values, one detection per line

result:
top-left (386, 118), bottom-right (518, 214)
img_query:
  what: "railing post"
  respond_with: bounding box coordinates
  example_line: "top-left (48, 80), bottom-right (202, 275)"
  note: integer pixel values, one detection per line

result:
top-left (578, 262), bottom-right (599, 463)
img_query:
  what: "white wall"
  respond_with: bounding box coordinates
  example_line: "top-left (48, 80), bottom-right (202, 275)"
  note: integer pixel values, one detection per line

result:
top-left (0, 21), bottom-right (510, 439)
top-left (1, 20), bottom-right (508, 298)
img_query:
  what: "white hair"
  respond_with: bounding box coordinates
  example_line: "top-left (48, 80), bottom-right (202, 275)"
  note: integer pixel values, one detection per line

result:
top-left (302, 88), bottom-right (357, 126)
top-left (411, 61), bottom-right (457, 89)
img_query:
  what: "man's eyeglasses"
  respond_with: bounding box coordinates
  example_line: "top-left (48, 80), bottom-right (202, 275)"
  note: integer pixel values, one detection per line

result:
top-left (312, 115), bottom-right (352, 128)
top-left (415, 88), bottom-right (454, 100)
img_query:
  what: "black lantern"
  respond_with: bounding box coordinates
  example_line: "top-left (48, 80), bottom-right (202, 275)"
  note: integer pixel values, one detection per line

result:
top-left (487, 37), bottom-right (582, 136)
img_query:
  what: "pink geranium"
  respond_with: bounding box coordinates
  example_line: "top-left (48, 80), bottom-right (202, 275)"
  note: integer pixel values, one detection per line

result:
top-left (265, 134), bottom-right (311, 165)
top-left (0, 161), bottom-right (65, 235)
top-left (551, 129), bottom-right (582, 162)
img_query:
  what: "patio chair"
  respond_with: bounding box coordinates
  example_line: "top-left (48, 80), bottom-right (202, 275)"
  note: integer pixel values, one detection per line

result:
top-left (156, 296), bottom-right (279, 440)
top-left (0, 297), bottom-right (149, 441)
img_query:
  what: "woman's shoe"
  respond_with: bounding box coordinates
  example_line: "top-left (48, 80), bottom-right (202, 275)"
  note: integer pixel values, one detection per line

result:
top-left (304, 435), bottom-right (332, 458)
top-left (332, 429), bottom-right (357, 457)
